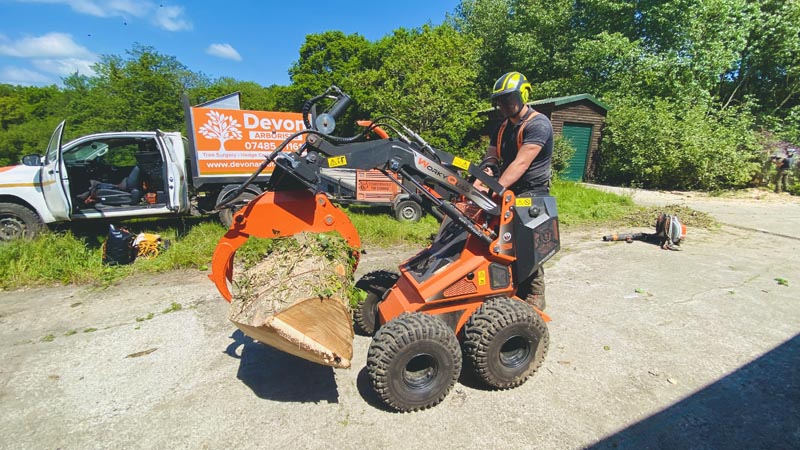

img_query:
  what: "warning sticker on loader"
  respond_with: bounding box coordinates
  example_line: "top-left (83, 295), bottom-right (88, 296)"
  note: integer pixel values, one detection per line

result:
top-left (327, 156), bottom-right (347, 168)
top-left (451, 156), bottom-right (471, 171)
top-left (190, 107), bottom-right (306, 177)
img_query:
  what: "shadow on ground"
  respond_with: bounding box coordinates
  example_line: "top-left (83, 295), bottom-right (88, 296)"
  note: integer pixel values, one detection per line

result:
top-left (589, 334), bottom-right (800, 450)
top-left (224, 330), bottom-right (339, 403)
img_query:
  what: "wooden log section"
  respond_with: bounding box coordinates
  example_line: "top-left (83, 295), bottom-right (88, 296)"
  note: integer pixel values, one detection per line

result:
top-left (229, 233), bottom-right (357, 368)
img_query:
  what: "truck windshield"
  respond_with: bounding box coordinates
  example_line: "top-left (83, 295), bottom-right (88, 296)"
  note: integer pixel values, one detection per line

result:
top-left (63, 142), bottom-right (109, 162)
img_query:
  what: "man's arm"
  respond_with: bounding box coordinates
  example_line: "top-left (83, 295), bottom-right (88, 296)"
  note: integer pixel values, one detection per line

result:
top-left (497, 143), bottom-right (542, 189)
top-left (483, 145), bottom-right (499, 166)
top-left (473, 145), bottom-right (500, 189)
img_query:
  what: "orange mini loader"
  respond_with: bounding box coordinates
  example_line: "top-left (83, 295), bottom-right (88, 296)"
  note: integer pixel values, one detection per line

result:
top-left (209, 87), bottom-right (560, 412)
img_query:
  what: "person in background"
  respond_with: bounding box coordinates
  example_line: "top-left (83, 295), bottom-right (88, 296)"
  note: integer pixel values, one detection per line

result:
top-left (774, 148), bottom-right (796, 193)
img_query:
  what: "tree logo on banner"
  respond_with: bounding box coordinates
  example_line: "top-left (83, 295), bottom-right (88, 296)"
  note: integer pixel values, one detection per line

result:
top-left (198, 110), bottom-right (242, 150)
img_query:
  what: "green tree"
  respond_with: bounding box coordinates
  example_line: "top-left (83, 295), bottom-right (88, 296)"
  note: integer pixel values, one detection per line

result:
top-left (355, 24), bottom-right (484, 154)
top-left (0, 84), bottom-right (66, 165)
top-left (64, 44), bottom-right (205, 136)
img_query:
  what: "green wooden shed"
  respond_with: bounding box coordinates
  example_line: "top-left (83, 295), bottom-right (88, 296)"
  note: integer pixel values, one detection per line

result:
top-left (483, 94), bottom-right (609, 181)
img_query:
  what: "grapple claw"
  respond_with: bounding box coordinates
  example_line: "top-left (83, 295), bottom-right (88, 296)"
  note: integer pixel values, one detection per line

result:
top-left (209, 230), bottom-right (249, 302)
top-left (209, 190), bottom-right (361, 302)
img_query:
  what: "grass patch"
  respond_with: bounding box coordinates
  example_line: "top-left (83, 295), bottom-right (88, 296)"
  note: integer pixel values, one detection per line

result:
top-left (135, 312), bottom-right (155, 322)
top-left (551, 180), bottom-right (637, 226)
top-left (162, 302), bottom-right (182, 313)
top-left (346, 206), bottom-right (439, 245)
top-left (0, 182), bottom-right (660, 289)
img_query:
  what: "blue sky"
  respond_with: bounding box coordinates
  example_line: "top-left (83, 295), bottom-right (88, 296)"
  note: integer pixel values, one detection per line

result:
top-left (0, 0), bottom-right (461, 87)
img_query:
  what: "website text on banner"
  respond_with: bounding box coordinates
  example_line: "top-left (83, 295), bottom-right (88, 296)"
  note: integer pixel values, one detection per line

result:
top-left (191, 108), bottom-right (306, 177)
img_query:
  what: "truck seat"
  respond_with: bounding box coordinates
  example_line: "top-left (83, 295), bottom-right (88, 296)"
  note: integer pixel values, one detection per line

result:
top-left (85, 166), bottom-right (143, 206)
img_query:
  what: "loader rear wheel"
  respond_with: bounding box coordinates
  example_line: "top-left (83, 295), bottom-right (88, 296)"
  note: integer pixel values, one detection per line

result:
top-left (353, 270), bottom-right (399, 336)
top-left (462, 297), bottom-right (549, 389)
top-left (367, 312), bottom-right (461, 412)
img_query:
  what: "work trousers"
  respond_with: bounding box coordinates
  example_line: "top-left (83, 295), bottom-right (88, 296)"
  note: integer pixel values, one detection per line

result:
top-left (775, 169), bottom-right (791, 193)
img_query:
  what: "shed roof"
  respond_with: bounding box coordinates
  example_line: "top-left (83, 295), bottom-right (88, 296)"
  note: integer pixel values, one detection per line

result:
top-left (478, 93), bottom-right (610, 115)
top-left (530, 93), bottom-right (610, 111)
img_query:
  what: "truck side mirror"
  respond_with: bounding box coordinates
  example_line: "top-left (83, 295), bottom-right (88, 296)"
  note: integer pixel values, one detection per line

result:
top-left (21, 154), bottom-right (43, 166)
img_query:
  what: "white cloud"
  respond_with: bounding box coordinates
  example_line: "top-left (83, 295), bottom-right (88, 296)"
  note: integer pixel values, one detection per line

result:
top-left (32, 58), bottom-right (96, 77)
top-left (19, 0), bottom-right (145, 17)
top-left (19, 0), bottom-right (192, 31)
top-left (0, 66), bottom-right (53, 86)
top-left (206, 43), bottom-right (242, 62)
top-left (0, 33), bottom-right (97, 85)
top-left (0, 32), bottom-right (95, 59)
top-left (153, 5), bottom-right (192, 32)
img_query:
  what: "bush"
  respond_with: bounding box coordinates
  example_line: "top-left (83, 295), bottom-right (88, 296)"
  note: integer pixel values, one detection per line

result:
top-left (552, 134), bottom-right (576, 177)
top-left (598, 96), bottom-right (761, 190)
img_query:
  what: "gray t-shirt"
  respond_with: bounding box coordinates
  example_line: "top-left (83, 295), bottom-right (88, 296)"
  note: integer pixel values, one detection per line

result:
top-left (490, 109), bottom-right (554, 193)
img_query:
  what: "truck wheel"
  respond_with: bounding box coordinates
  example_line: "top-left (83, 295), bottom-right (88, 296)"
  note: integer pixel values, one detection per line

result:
top-left (0, 203), bottom-right (44, 241)
top-left (353, 270), bottom-right (399, 336)
top-left (394, 200), bottom-right (422, 222)
top-left (462, 297), bottom-right (549, 389)
top-left (218, 191), bottom-right (257, 229)
top-left (367, 312), bottom-right (461, 412)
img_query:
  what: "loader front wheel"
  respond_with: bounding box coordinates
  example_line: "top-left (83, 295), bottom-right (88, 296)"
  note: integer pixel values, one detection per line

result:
top-left (353, 270), bottom-right (399, 336)
top-left (367, 312), bottom-right (461, 412)
top-left (462, 297), bottom-right (549, 389)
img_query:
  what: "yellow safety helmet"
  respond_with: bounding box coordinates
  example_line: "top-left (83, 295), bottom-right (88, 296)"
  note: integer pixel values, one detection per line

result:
top-left (491, 72), bottom-right (532, 104)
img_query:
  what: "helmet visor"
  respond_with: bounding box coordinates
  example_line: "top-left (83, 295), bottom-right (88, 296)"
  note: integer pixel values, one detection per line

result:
top-left (492, 91), bottom-right (523, 117)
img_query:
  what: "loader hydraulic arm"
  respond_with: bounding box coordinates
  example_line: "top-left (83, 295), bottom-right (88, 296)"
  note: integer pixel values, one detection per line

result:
top-left (266, 135), bottom-right (505, 243)
top-left (210, 86), bottom-right (507, 300)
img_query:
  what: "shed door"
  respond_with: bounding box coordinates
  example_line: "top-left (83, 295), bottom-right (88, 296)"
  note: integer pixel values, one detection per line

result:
top-left (561, 122), bottom-right (593, 181)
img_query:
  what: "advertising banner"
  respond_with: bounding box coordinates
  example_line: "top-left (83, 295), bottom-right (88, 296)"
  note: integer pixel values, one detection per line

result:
top-left (190, 107), bottom-right (306, 177)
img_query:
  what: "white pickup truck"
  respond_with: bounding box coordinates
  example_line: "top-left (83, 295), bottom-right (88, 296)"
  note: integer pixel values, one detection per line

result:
top-left (0, 120), bottom-right (261, 241)
top-left (0, 92), bottom-right (314, 241)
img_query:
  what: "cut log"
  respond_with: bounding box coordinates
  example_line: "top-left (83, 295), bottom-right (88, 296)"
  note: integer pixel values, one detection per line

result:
top-left (229, 233), bottom-right (357, 368)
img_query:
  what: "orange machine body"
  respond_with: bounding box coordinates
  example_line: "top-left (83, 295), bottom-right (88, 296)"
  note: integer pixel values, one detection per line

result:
top-left (377, 191), bottom-right (550, 331)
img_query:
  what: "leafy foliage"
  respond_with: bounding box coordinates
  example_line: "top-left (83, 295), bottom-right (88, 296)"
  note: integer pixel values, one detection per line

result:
top-left (599, 96), bottom-right (761, 190)
top-left (354, 24), bottom-right (484, 152)
top-left (551, 135), bottom-right (576, 177)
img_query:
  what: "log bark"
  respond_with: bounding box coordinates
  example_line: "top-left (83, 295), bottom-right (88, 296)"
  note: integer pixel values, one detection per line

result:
top-left (229, 233), bottom-right (357, 368)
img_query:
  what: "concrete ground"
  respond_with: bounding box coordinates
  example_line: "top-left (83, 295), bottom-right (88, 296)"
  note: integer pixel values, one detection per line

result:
top-left (0, 187), bottom-right (798, 450)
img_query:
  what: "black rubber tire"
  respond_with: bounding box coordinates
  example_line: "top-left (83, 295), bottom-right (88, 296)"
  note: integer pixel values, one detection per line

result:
top-left (394, 200), bottom-right (422, 222)
top-left (353, 270), bottom-right (399, 336)
top-left (367, 312), bottom-right (462, 412)
top-left (462, 297), bottom-right (549, 389)
top-left (218, 191), bottom-right (257, 228)
top-left (0, 203), bottom-right (44, 241)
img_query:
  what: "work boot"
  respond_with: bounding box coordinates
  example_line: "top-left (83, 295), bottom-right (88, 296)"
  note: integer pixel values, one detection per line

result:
top-left (525, 293), bottom-right (546, 311)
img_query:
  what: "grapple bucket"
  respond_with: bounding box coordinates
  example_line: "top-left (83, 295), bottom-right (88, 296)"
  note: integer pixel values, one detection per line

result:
top-left (210, 190), bottom-right (361, 368)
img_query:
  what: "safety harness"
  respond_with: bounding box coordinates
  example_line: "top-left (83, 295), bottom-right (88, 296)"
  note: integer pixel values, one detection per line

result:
top-left (496, 109), bottom-right (540, 152)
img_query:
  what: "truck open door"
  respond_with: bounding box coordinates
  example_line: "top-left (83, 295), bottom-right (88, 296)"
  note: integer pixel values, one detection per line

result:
top-left (40, 120), bottom-right (72, 221)
top-left (156, 130), bottom-right (190, 214)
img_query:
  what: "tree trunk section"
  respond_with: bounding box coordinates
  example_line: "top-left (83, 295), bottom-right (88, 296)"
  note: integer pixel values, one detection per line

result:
top-left (228, 233), bottom-right (356, 368)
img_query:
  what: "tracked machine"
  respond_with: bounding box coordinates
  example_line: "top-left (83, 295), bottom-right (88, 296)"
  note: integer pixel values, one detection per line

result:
top-left (209, 87), bottom-right (561, 412)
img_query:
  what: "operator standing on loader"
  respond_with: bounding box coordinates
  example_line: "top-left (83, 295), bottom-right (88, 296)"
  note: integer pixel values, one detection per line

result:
top-left (478, 71), bottom-right (554, 310)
